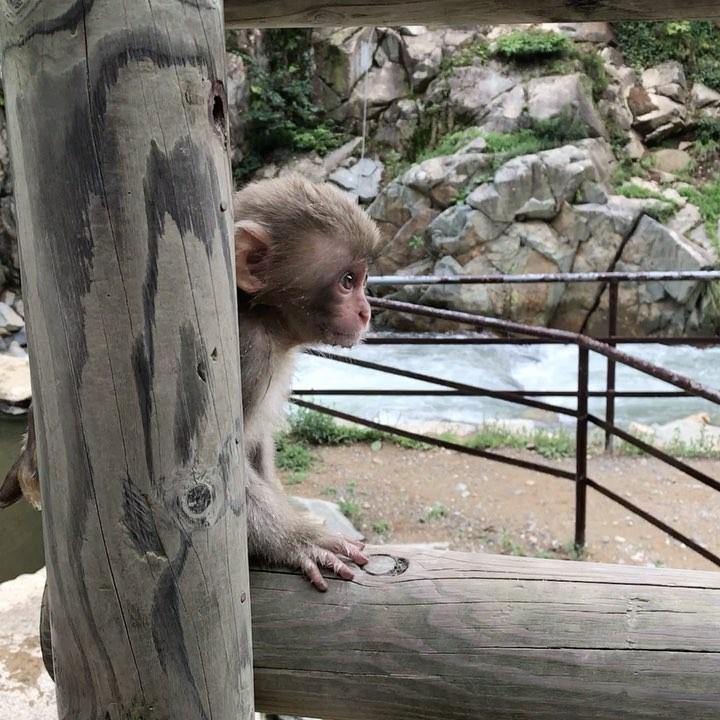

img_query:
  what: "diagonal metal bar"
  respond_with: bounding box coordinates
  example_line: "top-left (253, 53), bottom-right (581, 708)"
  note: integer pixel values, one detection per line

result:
top-left (291, 398), bottom-right (577, 481)
top-left (369, 297), bottom-right (720, 405)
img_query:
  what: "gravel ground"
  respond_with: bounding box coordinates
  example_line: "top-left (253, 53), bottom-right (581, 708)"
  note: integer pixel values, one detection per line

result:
top-left (283, 442), bottom-right (720, 572)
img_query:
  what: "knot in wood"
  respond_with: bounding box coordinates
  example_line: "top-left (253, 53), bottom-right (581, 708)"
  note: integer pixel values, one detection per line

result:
top-left (184, 482), bottom-right (213, 516)
top-left (169, 469), bottom-right (225, 530)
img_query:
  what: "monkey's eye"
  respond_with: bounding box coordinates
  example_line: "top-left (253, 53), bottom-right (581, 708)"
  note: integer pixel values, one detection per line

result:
top-left (340, 272), bottom-right (355, 291)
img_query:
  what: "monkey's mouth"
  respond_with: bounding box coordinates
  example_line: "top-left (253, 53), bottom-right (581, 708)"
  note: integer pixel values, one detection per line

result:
top-left (321, 329), bottom-right (365, 347)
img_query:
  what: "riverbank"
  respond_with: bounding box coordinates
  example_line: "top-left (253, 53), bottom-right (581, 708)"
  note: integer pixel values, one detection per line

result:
top-left (283, 442), bottom-right (720, 573)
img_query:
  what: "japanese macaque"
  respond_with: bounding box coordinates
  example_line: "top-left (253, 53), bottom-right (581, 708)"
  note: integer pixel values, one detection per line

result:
top-left (0, 174), bottom-right (381, 591)
top-left (233, 174), bottom-right (379, 589)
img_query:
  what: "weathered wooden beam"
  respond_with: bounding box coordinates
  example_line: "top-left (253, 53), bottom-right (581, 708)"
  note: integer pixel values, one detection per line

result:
top-left (252, 547), bottom-right (720, 720)
top-left (225, 0), bottom-right (720, 27)
top-left (0, 1), bottom-right (253, 718)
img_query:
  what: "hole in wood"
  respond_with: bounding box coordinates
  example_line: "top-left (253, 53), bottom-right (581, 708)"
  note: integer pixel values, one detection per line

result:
top-left (184, 482), bottom-right (213, 516)
top-left (210, 80), bottom-right (228, 147)
top-left (363, 554), bottom-right (409, 576)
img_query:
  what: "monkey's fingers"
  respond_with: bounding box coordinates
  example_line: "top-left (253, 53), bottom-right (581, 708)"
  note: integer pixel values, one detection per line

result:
top-left (320, 535), bottom-right (369, 566)
top-left (303, 547), bottom-right (358, 592)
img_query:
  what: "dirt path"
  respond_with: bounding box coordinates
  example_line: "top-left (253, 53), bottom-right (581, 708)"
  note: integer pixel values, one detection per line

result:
top-left (281, 442), bottom-right (720, 573)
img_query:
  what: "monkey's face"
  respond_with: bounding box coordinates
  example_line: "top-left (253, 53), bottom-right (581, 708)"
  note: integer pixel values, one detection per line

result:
top-left (313, 259), bottom-right (371, 347)
top-left (275, 254), bottom-right (371, 348)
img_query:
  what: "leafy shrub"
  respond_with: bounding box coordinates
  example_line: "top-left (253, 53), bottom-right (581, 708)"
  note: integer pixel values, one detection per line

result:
top-left (493, 30), bottom-right (570, 62)
top-left (236, 29), bottom-right (345, 180)
top-left (613, 21), bottom-right (720, 91)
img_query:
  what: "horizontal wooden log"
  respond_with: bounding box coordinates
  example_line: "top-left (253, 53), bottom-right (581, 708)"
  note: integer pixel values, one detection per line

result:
top-left (225, 0), bottom-right (720, 27)
top-left (251, 547), bottom-right (720, 720)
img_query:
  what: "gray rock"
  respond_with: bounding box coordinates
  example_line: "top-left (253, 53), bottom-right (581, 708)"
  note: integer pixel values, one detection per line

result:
top-left (403, 32), bottom-right (444, 92)
top-left (466, 153), bottom-right (559, 223)
top-left (651, 148), bottom-right (692, 174)
top-left (541, 22), bottom-right (614, 44)
top-left (372, 206), bottom-right (439, 276)
top-left (632, 94), bottom-right (687, 141)
top-left (445, 66), bottom-right (517, 124)
top-left (668, 203), bottom-right (703, 238)
top-left (329, 158), bottom-right (383, 203)
top-left (374, 99), bottom-right (420, 153)
top-left (313, 27), bottom-right (376, 99)
top-left (691, 83), bottom-right (720, 109)
top-left (481, 83), bottom-right (526, 134)
top-left (0, 353), bottom-right (31, 403)
top-left (347, 62), bottom-right (410, 120)
top-left (401, 152), bottom-right (493, 208)
top-left (292, 497), bottom-right (364, 542)
top-left (368, 180), bottom-right (432, 243)
top-left (0, 570), bottom-right (57, 720)
top-left (322, 137), bottom-right (363, 173)
top-left (642, 61), bottom-right (687, 92)
top-left (429, 205), bottom-right (509, 263)
top-left (527, 73), bottom-right (607, 138)
top-left (0, 301), bottom-right (23, 335)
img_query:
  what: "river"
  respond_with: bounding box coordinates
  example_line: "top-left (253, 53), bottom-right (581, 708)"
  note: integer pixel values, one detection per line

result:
top-left (1, 337), bottom-right (718, 582)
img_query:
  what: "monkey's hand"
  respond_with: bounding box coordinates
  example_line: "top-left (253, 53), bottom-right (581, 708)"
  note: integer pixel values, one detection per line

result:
top-left (246, 476), bottom-right (369, 591)
top-left (295, 531), bottom-right (368, 592)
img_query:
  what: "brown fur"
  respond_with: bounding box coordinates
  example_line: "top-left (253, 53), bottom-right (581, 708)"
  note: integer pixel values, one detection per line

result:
top-left (2, 175), bottom-right (381, 592)
top-left (0, 405), bottom-right (40, 509)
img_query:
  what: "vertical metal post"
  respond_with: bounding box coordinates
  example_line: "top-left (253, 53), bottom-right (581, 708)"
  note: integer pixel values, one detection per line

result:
top-left (605, 281), bottom-right (618, 452)
top-left (575, 346), bottom-right (590, 550)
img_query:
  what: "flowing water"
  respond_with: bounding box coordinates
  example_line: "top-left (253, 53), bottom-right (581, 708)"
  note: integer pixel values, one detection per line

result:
top-left (1, 337), bottom-right (718, 582)
top-left (294, 337), bottom-right (720, 428)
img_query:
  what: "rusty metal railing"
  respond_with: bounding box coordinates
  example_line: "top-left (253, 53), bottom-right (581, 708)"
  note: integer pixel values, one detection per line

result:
top-left (292, 270), bottom-right (720, 567)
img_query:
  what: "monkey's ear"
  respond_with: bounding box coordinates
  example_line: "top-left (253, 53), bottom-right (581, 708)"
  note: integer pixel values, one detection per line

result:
top-left (235, 221), bottom-right (271, 292)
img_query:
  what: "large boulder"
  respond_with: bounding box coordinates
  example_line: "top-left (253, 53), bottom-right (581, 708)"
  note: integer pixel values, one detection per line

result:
top-left (313, 27), bottom-right (376, 100)
top-left (401, 152), bottom-right (493, 208)
top-left (527, 74), bottom-right (607, 138)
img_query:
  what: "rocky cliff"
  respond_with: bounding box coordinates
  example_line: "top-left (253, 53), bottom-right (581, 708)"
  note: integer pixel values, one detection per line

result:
top-left (1, 21), bottom-right (720, 341)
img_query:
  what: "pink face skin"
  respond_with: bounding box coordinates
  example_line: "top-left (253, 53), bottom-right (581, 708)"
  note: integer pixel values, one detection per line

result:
top-left (322, 260), bottom-right (371, 346)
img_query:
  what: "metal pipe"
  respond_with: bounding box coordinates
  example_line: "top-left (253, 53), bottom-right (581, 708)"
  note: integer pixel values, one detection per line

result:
top-left (605, 282), bottom-right (619, 453)
top-left (575, 348), bottom-right (590, 549)
top-left (368, 270), bottom-right (720, 286)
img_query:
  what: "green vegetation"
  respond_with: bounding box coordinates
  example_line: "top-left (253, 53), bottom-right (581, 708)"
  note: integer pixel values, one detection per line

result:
top-left (440, 40), bottom-right (490, 73)
top-left (614, 182), bottom-right (680, 224)
top-left (275, 434), bottom-right (312, 472)
top-left (283, 407), bottom-right (432, 450)
top-left (416, 127), bottom-right (486, 161)
top-left (421, 502), bottom-right (448, 522)
top-left (416, 113), bottom-right (591, 174)
top-left (679, 180), bottom-right (720, 249)
top-left (493, 29), bottom-right (570, 62)
top-left (613, 21), bottom-right (720, 91)
top-left (370, 520), bottom-right (390, 535)
top-left (235, 29), bottom-right (345, 181)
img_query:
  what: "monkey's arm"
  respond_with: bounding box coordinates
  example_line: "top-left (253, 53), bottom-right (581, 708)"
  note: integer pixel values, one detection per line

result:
top-left (245, 455), bottom-right (367, 591)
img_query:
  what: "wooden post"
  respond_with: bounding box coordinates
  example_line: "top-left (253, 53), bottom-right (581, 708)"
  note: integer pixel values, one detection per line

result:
top-left (0, 1), bottom-right (253, 718)
top-left (224, 0), bottom-right (720, 26)
top-left (252, 548), bottom-right (720, 720)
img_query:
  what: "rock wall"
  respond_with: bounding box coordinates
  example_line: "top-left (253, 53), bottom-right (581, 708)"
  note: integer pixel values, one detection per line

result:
top-left (1, 23), bottom-right (719, 338)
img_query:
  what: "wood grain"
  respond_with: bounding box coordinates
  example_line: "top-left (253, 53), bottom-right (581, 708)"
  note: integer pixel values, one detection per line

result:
top-left (252, 547), bottom-right (720, 719)
top-left (225, 0), bottom-right (720, 27)
top-left (0, 1), bottom-right (253, 718)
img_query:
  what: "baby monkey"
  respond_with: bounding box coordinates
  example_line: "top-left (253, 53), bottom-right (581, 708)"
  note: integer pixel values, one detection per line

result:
top-left (1, 174), bottom-right (381, 592)
top-left (233, 174), bottom-right (380, 589)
